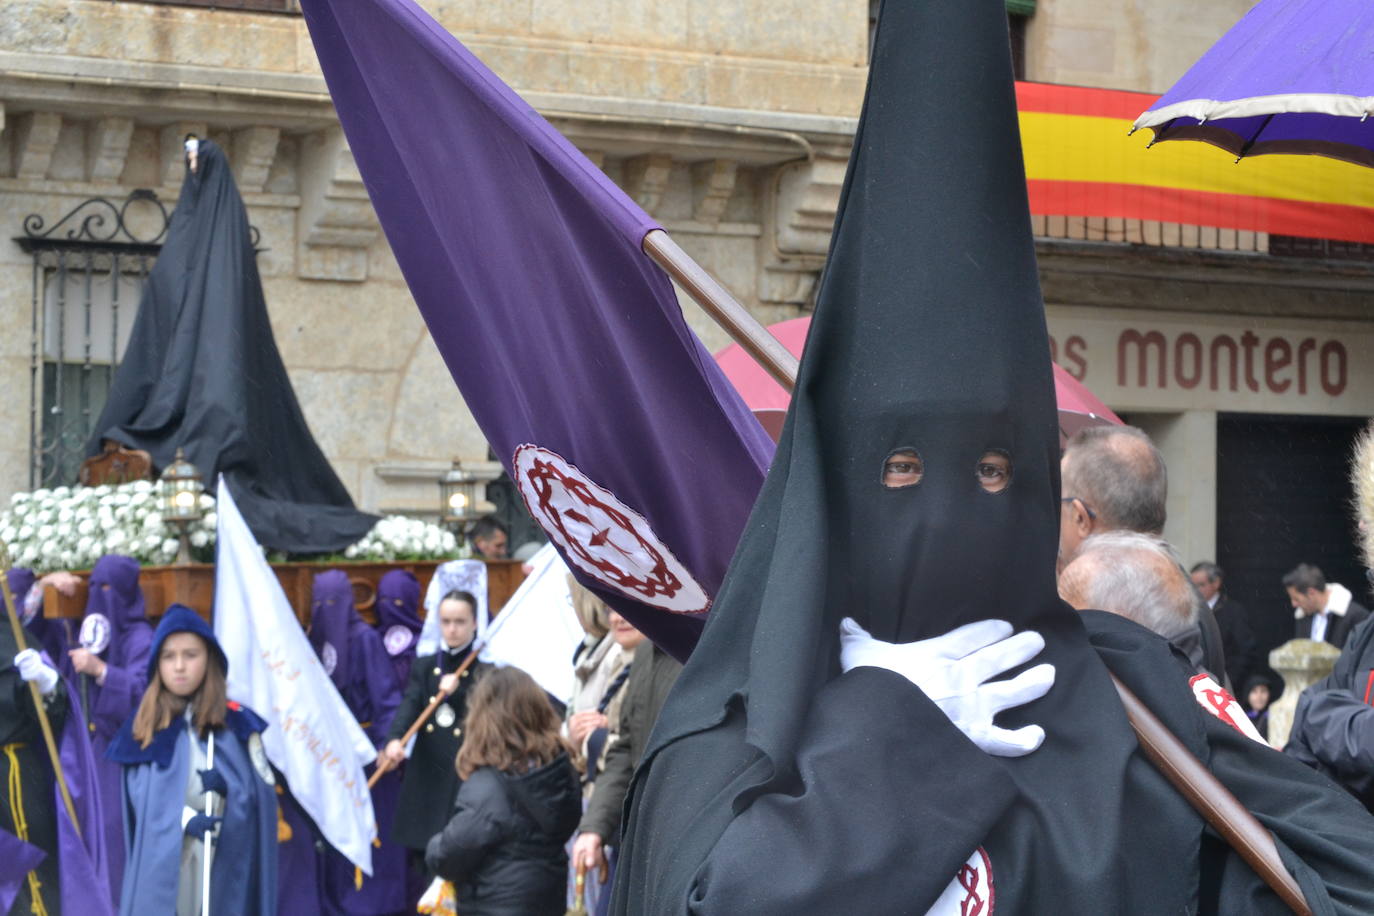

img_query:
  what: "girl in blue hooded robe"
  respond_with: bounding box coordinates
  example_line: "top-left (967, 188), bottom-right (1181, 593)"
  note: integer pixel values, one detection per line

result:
top-left (107, 605), bottom-right (276, 916)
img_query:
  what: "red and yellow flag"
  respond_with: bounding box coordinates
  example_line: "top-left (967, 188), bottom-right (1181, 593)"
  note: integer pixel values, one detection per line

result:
top-left (1017, 81), bottom-right (1374, 244)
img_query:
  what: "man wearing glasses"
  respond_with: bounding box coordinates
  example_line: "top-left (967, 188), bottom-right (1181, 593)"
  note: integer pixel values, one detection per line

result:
top-left (1059, 425), bottom-right (1231, 687)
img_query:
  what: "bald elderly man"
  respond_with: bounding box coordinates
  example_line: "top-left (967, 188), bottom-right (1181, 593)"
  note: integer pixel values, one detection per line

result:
top-left (1059, 531), bottom-right (1197, 643)
top-left (1060, 531), bottom-right (1265, 743)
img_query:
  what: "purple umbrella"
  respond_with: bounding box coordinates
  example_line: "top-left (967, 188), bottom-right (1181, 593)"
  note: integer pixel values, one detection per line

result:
top-left (1133, 0), bottom-right (1374, 166)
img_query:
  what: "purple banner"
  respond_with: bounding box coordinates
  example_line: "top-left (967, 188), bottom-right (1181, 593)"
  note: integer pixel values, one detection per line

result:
top-left (299, 0), bottom-right (774, 658)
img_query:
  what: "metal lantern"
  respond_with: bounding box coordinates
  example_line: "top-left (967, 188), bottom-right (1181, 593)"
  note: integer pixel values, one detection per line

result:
top-left (160, 448), bottom-right (204, 564)
top-left (439, 460), bottom-right (481, 532)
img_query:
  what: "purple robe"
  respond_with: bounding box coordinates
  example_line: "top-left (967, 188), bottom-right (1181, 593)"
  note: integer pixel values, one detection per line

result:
top-left (7, 569), bottom-right (72, 666)
top-left (52, 664), bottom-right (116, 916)
top-left (276, 782), bottom-right (326, 916)
top-left (66, 555), bottom-right (152, 902)
top-left (374, 570), bottom-right (422, 690)
top-left (310, 570), bottom-right (406, 916)
top-left (0, 828), bottom-right (45, 914)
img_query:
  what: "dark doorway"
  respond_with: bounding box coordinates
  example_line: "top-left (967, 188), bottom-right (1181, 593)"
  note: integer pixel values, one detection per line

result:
top-left (1216, 413), bottom-right (1368, 671)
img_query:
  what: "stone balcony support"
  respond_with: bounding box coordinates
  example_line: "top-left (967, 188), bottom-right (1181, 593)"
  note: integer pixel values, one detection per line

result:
top-left (297, 127), bottom-right (380, 282)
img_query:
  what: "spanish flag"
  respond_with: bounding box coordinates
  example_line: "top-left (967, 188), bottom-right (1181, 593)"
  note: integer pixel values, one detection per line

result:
top-left (1017, 81), bottom-right (1374, 244)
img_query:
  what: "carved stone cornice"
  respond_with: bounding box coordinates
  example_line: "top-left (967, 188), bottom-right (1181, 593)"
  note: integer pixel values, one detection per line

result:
top-left (759, 147), bottom-right (850, 305)
top-left (13, 111), bottom-right (62, 180)
top-left (622, 153), bottom-right (674, 214)
top-left (296, 127), bottom-right (380, 282)
top-left (691, 159), bottom-right (737, 226)
top-left (231, 126), bottom-right (282, 194)
top-left (85, 117), bottom-right (133, 183)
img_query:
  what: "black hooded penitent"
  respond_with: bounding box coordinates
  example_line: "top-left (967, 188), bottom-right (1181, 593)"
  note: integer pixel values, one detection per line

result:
top-left (87, 139), bottom-right (377, 554)
top-left (611, 1), bottom-right (1374, 913)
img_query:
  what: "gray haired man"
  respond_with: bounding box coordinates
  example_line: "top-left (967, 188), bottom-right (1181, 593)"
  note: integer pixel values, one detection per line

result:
top-left (1058, 425), bottom-right (1229, 686)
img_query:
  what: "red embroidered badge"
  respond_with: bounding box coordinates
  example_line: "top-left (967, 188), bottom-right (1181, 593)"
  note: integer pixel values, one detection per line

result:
top-left (926, 846), bottom-right (994, 915)
top-left (512, 445), bottom-right (710, 613)
top-left (1188, 673), bottom-right (1267, 745)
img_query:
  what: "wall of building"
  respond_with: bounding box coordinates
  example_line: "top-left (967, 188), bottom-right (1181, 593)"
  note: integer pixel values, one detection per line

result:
top-left (1024, 0), bottom-right (1256, 93)
top-left (0, 0), bottom-right (867, 516)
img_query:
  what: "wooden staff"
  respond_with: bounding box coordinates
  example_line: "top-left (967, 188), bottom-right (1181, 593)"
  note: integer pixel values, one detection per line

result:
top-left (0, 542), bottom-right (82, 840)
top-left (642, 229), bottom-right (1312, 915)
top-left (367, 647), bottom-right (482, 789)
top-left (1114, 677), bottom-right (1310, 915)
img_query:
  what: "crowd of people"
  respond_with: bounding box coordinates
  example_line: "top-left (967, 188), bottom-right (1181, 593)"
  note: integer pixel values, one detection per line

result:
top-left (0, 512), bottom-right (682, 915)
top-left (6, 435), bottom-right (1374, 914)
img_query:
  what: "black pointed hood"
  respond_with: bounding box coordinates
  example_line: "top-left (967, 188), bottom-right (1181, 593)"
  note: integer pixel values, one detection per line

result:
top-left (87, 139), bottom-right (377, 554)
top-left (647, 0), bottom-right (1066, 780)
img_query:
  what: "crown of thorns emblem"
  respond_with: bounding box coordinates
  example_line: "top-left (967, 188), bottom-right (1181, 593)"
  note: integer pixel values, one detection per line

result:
top-left (513, 445), bottom-right (710, 614)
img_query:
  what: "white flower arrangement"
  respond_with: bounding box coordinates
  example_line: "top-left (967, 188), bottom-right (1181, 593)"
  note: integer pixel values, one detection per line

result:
top-left (0, 481), bottom-right (459, 572)
top-left (343, 514), bottom-right (463, 562)
top-left (0, 480), bottom-right (207, 572)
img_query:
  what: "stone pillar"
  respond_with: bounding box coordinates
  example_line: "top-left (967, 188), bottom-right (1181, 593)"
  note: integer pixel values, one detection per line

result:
top-left (1267, 638), bottom-right (1341, 750)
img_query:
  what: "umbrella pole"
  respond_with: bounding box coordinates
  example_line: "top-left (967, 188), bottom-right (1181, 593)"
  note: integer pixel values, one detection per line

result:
top-left (638, 228), bottom-right (1312, 915)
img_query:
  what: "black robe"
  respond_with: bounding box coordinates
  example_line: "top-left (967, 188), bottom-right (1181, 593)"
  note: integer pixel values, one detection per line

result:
top-left (386, 649), bottom-right (489, 851)
top-left (86, 139), bottom-right (376, 554)
top-left (1287, 612), bottom-right (1374, 810)
top-left (0, 627), bottom-right (67, 916)
top-left (615, 614), bottom-right (1374, 914)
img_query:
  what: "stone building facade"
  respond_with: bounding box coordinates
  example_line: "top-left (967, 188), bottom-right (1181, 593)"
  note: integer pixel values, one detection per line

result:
top-left (0, 0), bottom-right (867, 521)
top-left (3, 1), bottom-right (1373, 648)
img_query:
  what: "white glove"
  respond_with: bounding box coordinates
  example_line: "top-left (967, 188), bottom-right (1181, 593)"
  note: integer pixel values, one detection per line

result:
top-left (14, 649), bottom-right (59, 697)
top-left (839, 617), bottom-right (1055, 757)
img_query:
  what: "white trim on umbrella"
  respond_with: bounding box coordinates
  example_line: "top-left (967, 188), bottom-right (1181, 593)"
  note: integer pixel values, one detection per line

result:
top-left (1135, 92), bottom-right (1374, 131)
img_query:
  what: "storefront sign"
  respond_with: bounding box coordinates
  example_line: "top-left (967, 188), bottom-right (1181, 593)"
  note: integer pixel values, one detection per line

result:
top-left (1046, 307), bottom-right (1372, 415)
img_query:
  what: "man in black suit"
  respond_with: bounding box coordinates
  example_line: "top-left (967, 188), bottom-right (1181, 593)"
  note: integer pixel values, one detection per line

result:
top-left (1286, 563), bottom-right (1370, 650)
top-left (1191, 561), bottom-right (1259, 690)
top-left (381, 589), bottom-right (490, 858)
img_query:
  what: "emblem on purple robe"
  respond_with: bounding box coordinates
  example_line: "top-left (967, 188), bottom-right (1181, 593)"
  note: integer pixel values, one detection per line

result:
top-left (321, 643), bottom-right (338, 676)
top-left (514, 445), bottom-right (709, 614)
top-left (383, 625), bottom-right (414, 657)
top-left (78, 613), bottom-right (112, 654)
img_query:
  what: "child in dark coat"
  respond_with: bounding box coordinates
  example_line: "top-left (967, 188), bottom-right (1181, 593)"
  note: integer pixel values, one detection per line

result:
top-left (426, 666), bottom-right (582, 916)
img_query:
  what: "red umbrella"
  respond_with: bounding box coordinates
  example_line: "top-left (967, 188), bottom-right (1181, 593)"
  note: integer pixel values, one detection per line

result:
top-left (714, 316), bottom-right (1122, 446)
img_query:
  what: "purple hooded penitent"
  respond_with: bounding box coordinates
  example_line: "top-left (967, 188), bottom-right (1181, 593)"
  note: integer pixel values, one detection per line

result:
top-left (55, 672), bottom-right (115, 915)
top-left (72, 554), bottom-right (151, 901)
top-left (374, 570), bottom-right (421, 689)
top-left (298, 0), bottom-right (774, 662)
top-left (6, 569), bottom-right (69, 664)
top-left (309, 570), bottom-right (355, 690)
top-left (309, 569), bottom-right (406, 913)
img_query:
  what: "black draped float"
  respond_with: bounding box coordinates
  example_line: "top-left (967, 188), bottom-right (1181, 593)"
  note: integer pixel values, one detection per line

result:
top-left (87, 139), bottom-right (377, 554)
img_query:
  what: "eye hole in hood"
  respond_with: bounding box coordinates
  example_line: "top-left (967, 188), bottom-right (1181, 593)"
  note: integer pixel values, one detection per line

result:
top-left (882, 449), bottom-right (924, 489)
top-left (977, 450), bottom-right (1013, 493)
